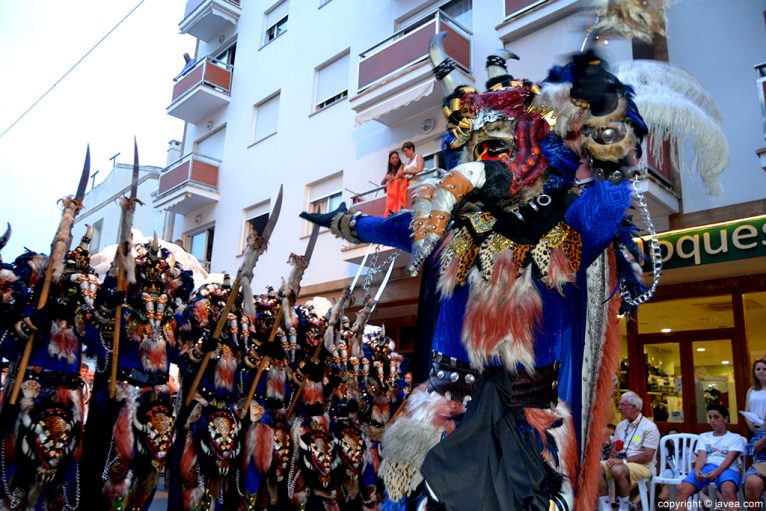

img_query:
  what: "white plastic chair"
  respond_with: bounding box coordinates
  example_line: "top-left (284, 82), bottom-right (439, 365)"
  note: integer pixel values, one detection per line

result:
top-left (650, 433), bottom-right (700, 509)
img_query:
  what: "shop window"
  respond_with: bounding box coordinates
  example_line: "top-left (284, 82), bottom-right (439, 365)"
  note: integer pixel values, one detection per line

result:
top-left (314, 52), bottom-right (349, 112)
top-left (644, 343), bottom-right (684, 423)
top-left (251, 93), bottom-right (280, 144)
top-left (637, 295), bottom-right (734, 334)
top-left (264, 1), bottom-right (288, 45)
top-left (692, 339), bottom-right (738, 424)
top-left (745, 291), bottom-right (766, 364)
top-left (188, 226), bottom-right (215, 272)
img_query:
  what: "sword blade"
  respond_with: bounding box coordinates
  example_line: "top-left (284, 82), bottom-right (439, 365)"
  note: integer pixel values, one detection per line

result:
top-left (75, 145), bottom-right (91, 200)
top-left (348, 244), bottom-right (373, 293)
top-left (130, 138), bottom-right (139, 200)
top-left (372, 255), bottom-right (397, 306)
top-left (259, 184), bottom-right (283, 243)
top-left (303, 223), bottom-right (320, 263)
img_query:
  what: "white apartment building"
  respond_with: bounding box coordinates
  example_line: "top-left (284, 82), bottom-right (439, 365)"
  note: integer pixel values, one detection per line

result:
top-left (157, 0), bottom-right (765, 430)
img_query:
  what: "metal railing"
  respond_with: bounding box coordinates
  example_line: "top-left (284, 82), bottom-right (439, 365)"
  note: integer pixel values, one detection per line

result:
top-left (351, 167), bottom-right (442, 204)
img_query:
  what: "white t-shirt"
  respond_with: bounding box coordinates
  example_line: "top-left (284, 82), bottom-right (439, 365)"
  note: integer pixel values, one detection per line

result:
top-left (614, 414), bottom-right (661, 473)
top-left (749, 388), bottom-right (766, 423)
top-left (697, 431), bottom-right (746, 468)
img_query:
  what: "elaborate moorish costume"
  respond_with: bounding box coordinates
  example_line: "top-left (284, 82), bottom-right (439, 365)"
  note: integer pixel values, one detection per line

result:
top-left (302, 41), bottom-right (652, 511)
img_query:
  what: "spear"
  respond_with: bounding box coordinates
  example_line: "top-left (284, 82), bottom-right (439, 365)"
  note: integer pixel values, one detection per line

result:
top-left (9, 147), bottom-right (91, 405)
top-left (184, 186), bottom-right (283, 407)
top-left (240, 223), bottom-right (320, 419)
top-left (109, 139), bottom-right (141, 398)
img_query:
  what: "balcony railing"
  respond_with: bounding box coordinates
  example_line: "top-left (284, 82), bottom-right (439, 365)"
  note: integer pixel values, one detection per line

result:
top-left (356, 10), bottom-right (471, 93)
top-left (350, 168), bottom-right (441, 217)
top-left (180, 0), bottom-right (241, 42)
top-left (154, 153), bottom-right (221, 215)
top-left (167, 57), bottom-right (232, 124)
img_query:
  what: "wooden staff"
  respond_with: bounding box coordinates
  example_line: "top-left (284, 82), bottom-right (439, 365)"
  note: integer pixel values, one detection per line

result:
top-left (10, 146), bottom-right (91, 405)
top-left (184, 270), bottom-right (242, 406)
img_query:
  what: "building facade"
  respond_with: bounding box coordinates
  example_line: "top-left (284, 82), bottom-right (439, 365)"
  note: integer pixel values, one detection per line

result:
top-left (162, 0), bottom-right (766, 432)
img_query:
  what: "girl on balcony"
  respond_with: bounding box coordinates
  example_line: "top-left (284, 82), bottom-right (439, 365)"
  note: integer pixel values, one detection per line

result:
top-left (382, 150), bottom-right (406, 216)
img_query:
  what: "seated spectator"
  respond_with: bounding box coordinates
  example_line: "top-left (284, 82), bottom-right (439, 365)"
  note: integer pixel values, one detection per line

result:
top-left (602, 423), bottom-right (617, 461)
top-left (673, 404), bottom-right (745, 507)
top-left (744, 425), bottom-right (766, 506)
top-left (598, 391), bottom-right (660, 511)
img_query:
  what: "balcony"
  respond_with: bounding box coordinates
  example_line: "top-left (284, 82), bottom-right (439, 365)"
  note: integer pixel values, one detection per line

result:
top-left (350, 10), bottom-right (472, 126)
top-left (179, 0), bottom-right (241, 42)
top-left (630, 135), bottom-right (680, 232)
top-left (154, 153), bottom-right (220, 215)
top-left (167, 57), bottom-right (232, 124)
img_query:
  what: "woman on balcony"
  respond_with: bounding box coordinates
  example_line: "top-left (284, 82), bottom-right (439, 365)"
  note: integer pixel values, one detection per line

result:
top-left (382, 149), bottom-right (406, 216)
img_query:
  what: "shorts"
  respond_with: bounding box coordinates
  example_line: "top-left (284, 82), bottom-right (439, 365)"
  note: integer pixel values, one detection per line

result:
top-left (682, 463), bottom-right (741, 491)
top-left (601, 460), bottom-right (653, 483)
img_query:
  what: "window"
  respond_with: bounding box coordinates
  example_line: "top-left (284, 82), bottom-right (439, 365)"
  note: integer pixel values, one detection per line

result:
top-left (214, 44), bottom-right (236, 69)
top-left (252, 93), bottom-right (280, 144)
top-left (91, 219), bottom-right (103, 253)
top-left (242, 202), bottom-right (270, 251)
top-left (398, 0), bottom-right (472, 30)
top-left (188, 226), bottom-right (215, 271)
top-left (305, 173), bottom-right (343, 234)
top-left (264, 1), bottom-right (288, 44)
top-left (314, 52), bottom-right (349, 112)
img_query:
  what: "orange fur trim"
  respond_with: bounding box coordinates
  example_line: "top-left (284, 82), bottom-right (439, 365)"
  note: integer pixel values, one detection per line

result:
top-left (140, 338), bottom-right (167, 372)
top-left (303, 381), bottom-right (323, 405)
top-left (575, 252), bottom-right (621, 510)
top-left (436, 257), bottom-right (461, 299)
top-left (524, 408), bottom-right (558, 448)
top-left (254, 422), bottom-right (274, 474)
top-left (114, 400), bottom-right (135, 460)
top-left (544, 247), bottom-right (576, 295)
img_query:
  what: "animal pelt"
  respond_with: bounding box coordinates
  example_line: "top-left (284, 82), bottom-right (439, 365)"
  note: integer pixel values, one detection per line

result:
top-left (139, 335), bottom-right (167, 373)
top-left (543, 246), bottom-right (577, 295)
top-left (254, 421), bottom-right (274, 474)
top-left (591, 0), bottom-right (667, 43)
top-left (463, 261), bottom-right (542, 374)
top-left (266, 366), bottom-right (287, 401)
top-left (180, 432), bottom-right (203, 510)
top-left (524, 402), bottom-right (577, 509)
top-left (576, 252), bottom-right (622, 510)
top-left (115, 197), bottom-right (137, 285)
top-left (48, 320), bottom-right (79, 365)
top-left (379, 387), bottom-right (464, 502)
top-left (50, 197), bottom-right (80, 283)
top-left (214, 350), bottom-right (237, 391)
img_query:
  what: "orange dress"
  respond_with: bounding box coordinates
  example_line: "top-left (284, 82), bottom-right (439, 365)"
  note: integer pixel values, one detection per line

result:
top-left (384, 175), bottom-right (408, 217)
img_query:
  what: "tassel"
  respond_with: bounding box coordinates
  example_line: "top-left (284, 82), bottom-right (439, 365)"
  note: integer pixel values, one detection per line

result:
top-left (139, 337), bottom-right (167, 372)
top-left (48, 321), bottom-right (79, 365)
top-left (266, 366), bottom-right (286, 401)
top-left (254, 422), bottom-right (274, 474)
top-left (303, 380), bottom-right (323, 405)
top-left (214, 351), bottom-right (237, 391)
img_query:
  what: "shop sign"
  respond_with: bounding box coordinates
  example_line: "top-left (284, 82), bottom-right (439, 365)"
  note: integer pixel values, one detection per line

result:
top-left (636, 215), bottom-right (766, 270)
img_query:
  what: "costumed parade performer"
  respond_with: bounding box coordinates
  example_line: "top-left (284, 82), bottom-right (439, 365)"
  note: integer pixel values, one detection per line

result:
top-left (0, 150), bottom-right (95, 511)
top-left (169, 189), bottom-right (282, 511)
top-left (301, 26), bottom-right (726, 508)
top-left (77, 149), bottom-right (195, 510)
